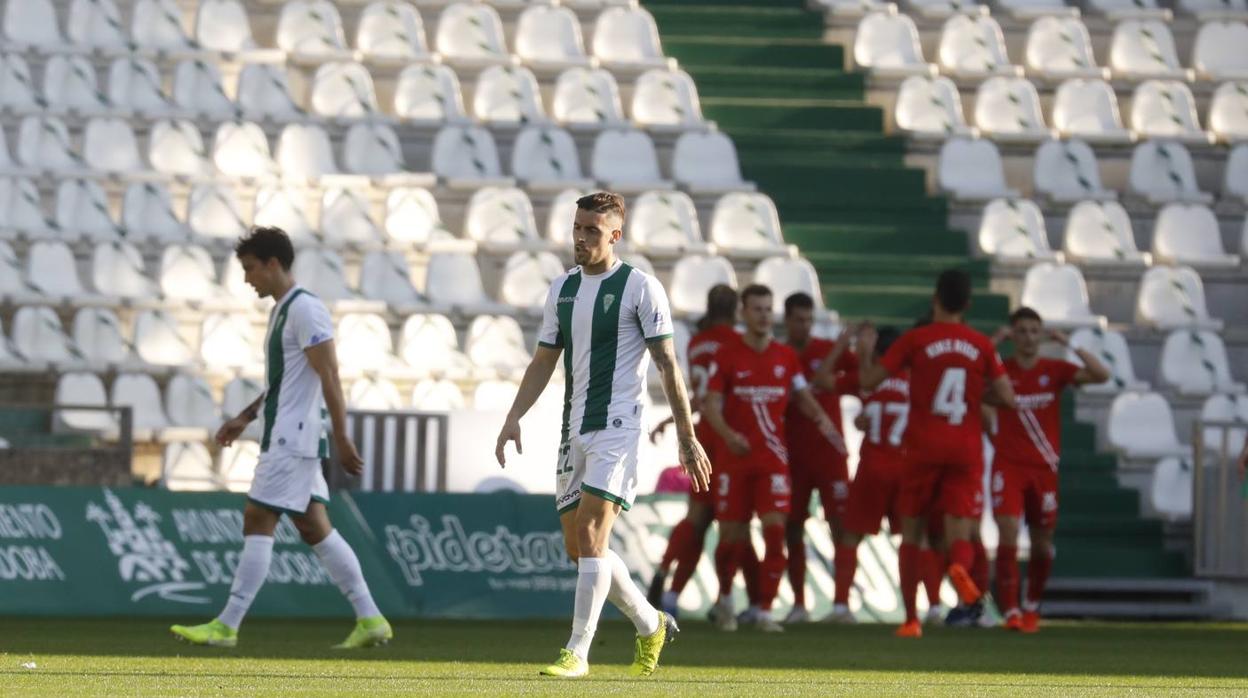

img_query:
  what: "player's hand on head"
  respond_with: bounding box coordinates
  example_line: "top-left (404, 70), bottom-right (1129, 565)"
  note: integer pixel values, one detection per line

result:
top-left (678, 436), bottom-right (712, 493)
top-left (336, 437), bottom-right (363, 476)
top-left (1047, 328), bottom-right (1070, 346)
top-left (495, 418), bottom-right (522, 467)
top-left (992, 326), bottom-right (1012, 345)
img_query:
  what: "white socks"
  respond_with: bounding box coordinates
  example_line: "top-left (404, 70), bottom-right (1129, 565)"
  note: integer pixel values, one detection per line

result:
top-left (605, 550), bottom-right (661, 637)
top-left (566, 557), bottom-right (611, 660)
top-left (314, 529), bottom-right (381, 620)
top-left (218, 534), bottom-right (274, 630)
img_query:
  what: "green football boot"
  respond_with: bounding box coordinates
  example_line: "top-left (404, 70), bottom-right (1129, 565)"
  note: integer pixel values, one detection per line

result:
top-left (333, 616), bottom-right (393, 649)
top-left (170, 619), bottom-right (238, 648)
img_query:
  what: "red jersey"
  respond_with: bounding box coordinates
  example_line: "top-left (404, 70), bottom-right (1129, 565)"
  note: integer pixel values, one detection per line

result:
top-left (860, 375), bottom-right (910, 464)
top-left (993, 357), bottom-right (1080, 470)
top-left (687, 323), bottom-right (740, 446)
top-left (707, 338), bottom-right (807, 472)
top-left (786, 339), bottom-right (857, 458)
top-left (879, 322), bottom-right (1005, 451)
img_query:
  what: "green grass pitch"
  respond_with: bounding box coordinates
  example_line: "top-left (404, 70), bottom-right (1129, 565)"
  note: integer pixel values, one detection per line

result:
top-left (2, 617), bottom-right (1246, 696)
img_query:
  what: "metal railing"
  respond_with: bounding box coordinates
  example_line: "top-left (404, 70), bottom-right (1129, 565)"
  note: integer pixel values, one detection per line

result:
top-left (1192, 421), bottom-right (1248, 579)
top-left (330, 409), bottom-right (449, 493)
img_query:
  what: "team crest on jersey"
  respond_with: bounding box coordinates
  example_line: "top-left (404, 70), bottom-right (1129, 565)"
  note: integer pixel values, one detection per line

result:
top-left (1039, 374), bottom-right (1050, 387)
top-left (602, 293), bottom-right (616, 313)
top-left (773, 365), bottom-right (784, 378)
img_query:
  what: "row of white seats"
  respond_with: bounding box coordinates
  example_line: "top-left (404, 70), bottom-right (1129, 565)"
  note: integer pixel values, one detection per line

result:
top-left (1020, 262), bottom-right (1223, 329)
top-left (898, 75), bottom-right (1246, 145)
top-left (819, 0), bottom-right (1247, 22)
top-left (2, 1), bottom-right (668, 72)
top-left (979, 198), bottom-right (1245, 267)
top-left (854, 13), bottom-right (1248, 83)
top-left (938, 137), bottom-right (1248, 205)
top-left (0, 181), bottom-right (787, 259)
top-left (0, 54), bottom-right (707, 133)
top-left (1074, 325), bottom-right (1242, 396)
top-left (162, 439), bottom-right (257, 492)
top-left (2, 116), bottom-right (750, 194)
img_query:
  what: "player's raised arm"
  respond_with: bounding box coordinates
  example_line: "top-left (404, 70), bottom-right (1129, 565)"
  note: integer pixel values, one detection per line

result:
top-left (857, 324), bottom-right (891, 391)
top-left (1049, 329), bottom-right (1111, 385)
top-left (811, 324), bottom-right (854, 392)
top-left (305, 339), bottom-right (362, 476)
top-left (648, 337), bottom-right (711, 492)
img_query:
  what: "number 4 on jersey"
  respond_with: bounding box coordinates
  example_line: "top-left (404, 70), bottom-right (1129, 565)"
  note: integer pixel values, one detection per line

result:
top-left (932, 367), bottom-right (968, 425)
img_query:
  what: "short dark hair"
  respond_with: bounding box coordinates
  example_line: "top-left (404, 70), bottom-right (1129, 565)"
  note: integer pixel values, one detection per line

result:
top-left (1009, 306), bottom-right (1043, 325)
top-left (874, 326), bottom-right (900, 358)
top-left (784, 292), bottom-right (814, 317)
top-left (576, 192), bottom-right (626, 224)
top-left (235, 226), bottom-right (294, 271)
top-left (740, 284), bottom-right (772, 305)
top-left (705, 284), bottom-right (738, 323)
top-left (934, 269), bottom-right (972, 314)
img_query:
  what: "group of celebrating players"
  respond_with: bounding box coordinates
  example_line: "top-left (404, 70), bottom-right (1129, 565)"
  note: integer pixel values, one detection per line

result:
top-left (647, 269), bottom-right (1111, 638)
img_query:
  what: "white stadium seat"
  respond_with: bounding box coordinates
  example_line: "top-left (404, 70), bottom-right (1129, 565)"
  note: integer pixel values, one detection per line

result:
top-left (465, 315), bottom-right (531, 376)
top-left (1129, 141), bottom-right (1211, 204)
top-left (425, 252), bottom-right (494, 312)
top-left (349, 377), bottom-right (404, 409)
top-left (939, 15), bottom-right (1022, 79)
top-left (894, 76), bottom-right (974, 139)
top-left (978, 198), bottom-right (1057, 261)
top-left (1062, 200), bottom-right (1150, 265)
top-left (310, 62), bottom-right (380, 118)
top-left (546, 189), bottom-right (587, 247)
top-left (0, 53), bottom-right (39, 113)
top-left (92, 241), bottom-right (156, 301)
top-left (1089, 0), bottom-right (1172, 19)
top-left (108, 57), bottom-right (171, 115)
top-left (908, 0), bottom-right (988, 19)
top-left (356, 1), bottom-right (429, 61)
top-left (236, 63), bottom-right (301, 121)
top-left (213, 121), bottom-right (278, 179)
top-left (195, 0), bottom-right (255, 52)
top-left (291, 248), bottom-right (354, 303)
top-left (44, 55), bottom-right (108, 114)
top-left (150, 119), bottom-right (212, 177)
top-left (14, 307), bottom-right (82, 367)
top-left (253, 186), bottom-right (316, 244)
top-left (510, 126), bottom-right (593, 190)
top-left (132, 0), bottom-right (193, 51)
top-left (1068, 327), bottom-right (1149, 392)
top-left (276, 0), bottom-right (348, 57)
top-left (1193, 22), bottom-right (1248, 80)
top-left (321, 187), bottom-right (380, 247)
top-left (173, 60), bottom-right (235, 117)
top-left (1210, 82), bottom-right (1248, 143)
top-left (1020, 262), bottom-right (1105, 328)
top-left (1227, 144), bottom-right (1248, 201)
top-left (3, 0), bottom-right (64, 49)
top-left (220, 439), bottom-right (260, 492)
top-left (465, 187), bottom-right (540, 252)
top-left (343, 122), bottom-right (411, 178)
top-left (17, 116), bottom-right (78, 173)
top-left (1110, 20), bottom-right (1190, 81)
top-left (134, 309), bottom-right (196, 367)
top-left (123, 182), bottom-right (187, 242)
top-left (1180, 0), bottom-right (1248, 17)
top-left (1136, 265), bottom-right (1223, 330)
top-left (474, 380), bottom-right (520, 411)
top-left (384, 187), bottom-right (451, 246)
top-left (1052, 79), bottom-right (1134, 144)
top-left (435, 3), bottom-right (509, 67)
top-left (1, 178), bottom-right (51, 239)
top-left (1131, 80), bottom-right (1214, 145)
top-left (222, 379), bottom-right (264, 441)
top-left (813, 0), bottom-right (897, 17)
top-left (411, 378), bottom-right (466, 410)
top-left (83, 118), bottom-right (143, 175)
top-left (938, 137), bottom-right (1018, 201)
top-left (54, 373), bottom-right (114, 433)
top-left (1025, 17), bottom-right (1108, 80)
top-left (393, 63), bottom-right (467, 123)
top-left (629, 191), bottom-right (708, 257)
top-left (188, 182), bottom-right (248, 242)
top-left (591, 129), bottom-right (670, 192)
top-left (25, 241), bottom-right (89, 302)
top-left (1152, 204), bottom-right (1240, 267)
top-left (592, 6), bottom-right (668, 71)
top-left (552, 68), bottom-right (626, 127)
top-left (632, 69), bottom-right (705, 129)
top-left (710, 192), bottom-right (788, 259)
top-left (515, 5), bottom-right (591, 71)
top-left (67, 0), bottom-right (127, 50)
top-left (1151, 457), bottom-right (1192, 521)
top-left (359, 250), bottom-right (425, 311)
top-left (337, 314), bottom-right (407, 378)
top-left (1108, 391), bottom-right (1189, 458)
top-left (974, 77), bottom-right (1052, 142)
top-left (1034, 139), bottom-right (1115, 202)
top-left (399, 314), bottom-right (473, 378)
top-left (669, 255), bottom-right (738, 316)
top-left (1200, 394), bottom-right (1248, 456)
top-left (165, 373), bottom-right (219, 432)
top-left (200, 313), bottom-right (260, 370)
top-left (111, 373), bottom-right (172, 441)
top-left (754, 257), bottom-right (828, 318)
top-left (160, 245), bottom-right (225, 304)
top-left (1160, 329), bottom-right (1245, 396)
top-left (853, 12), bottom-right (934, 77)
top-left (500, 251), bottom-right (566, 311)
top-left (431, 125), bottom-right (507, 187)
top-left (276, 123), bottom-right (339, 180)
top-left (71, 307), bottom-right (129, 370)
top-left (162, 442), bottom-right (220, 491)
top-left (672, 131), bottom-right (751, 193)
top-left (56, 179), bottom-right (121, 242)
top-left (473, 66), bottom-right (545, 124)
top-left (0, 242), bottom-right (26, 297)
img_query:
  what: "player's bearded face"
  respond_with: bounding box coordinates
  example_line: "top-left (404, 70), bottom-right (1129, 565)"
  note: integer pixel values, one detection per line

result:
top-left (1012, 319), bottom-right (1042, 357)
top-left (571, 209), bottom-right (621, 267)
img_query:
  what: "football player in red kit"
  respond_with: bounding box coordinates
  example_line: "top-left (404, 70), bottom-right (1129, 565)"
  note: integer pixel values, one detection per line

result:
top-left (647, 285), bottom-right (762, 618)
top-left (781, 292), bottom-right (856, 624)
top-left (991, 307), bottom-right (1109, 633)
top-left (702, 285), bottom-right (842, 632)
top-left (859, 270), bottom-right (1017, 638)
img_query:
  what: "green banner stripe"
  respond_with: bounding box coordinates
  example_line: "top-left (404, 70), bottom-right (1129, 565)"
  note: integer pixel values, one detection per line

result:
top-left (581, 264), bottom-right (632, 433)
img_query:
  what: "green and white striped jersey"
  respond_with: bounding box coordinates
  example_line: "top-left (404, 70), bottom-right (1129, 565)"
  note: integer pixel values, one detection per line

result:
top-left (538, 259), bottom-right (674, 441)
top-left (259, 285), bottom-right (333, 458)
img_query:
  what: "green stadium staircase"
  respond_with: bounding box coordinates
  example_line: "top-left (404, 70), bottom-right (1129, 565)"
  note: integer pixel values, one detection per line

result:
top-left (646, 0), bottom-right (1189, 587)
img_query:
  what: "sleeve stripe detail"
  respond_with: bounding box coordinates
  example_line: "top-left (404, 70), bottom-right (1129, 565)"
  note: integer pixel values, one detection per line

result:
top-left (645, 333), bottom-right (674, 344)
top-left (537, 341), bottom-right (562, 349)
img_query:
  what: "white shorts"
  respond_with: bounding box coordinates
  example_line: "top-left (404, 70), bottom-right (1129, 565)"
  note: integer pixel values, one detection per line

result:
top-left (248, 450), bottom-right (329, 516)
top-left (555, 428), bottom-right (641, 514)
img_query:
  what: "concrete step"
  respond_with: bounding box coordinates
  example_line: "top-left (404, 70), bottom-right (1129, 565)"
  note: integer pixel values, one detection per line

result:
top-left (1044, 578), bottom-right (1230, 619)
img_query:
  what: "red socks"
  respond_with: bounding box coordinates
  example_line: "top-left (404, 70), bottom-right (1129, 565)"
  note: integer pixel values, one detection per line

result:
top-left (668, 521), bottom-right (706, 594)
top-left (1026, 550), bottom-right (1053, 608)
top-left (996, 544), bottom-right (1019, 613)
top-left (787, 528), bottom-right (807, 607)
top-left (899, 542), bottom-right (920, 623)
top-left (949, 539), bottom-right (974, 571)
top-left (759, 525), bottom-right (787, 611)
top-left (971, 538), bottom-right (989, 594)
top-left (714, 540), bottom-right (741, 599)
top-left (661, 519), bottom-right (694, 569)
top-left (742, 542), bottom-right (762, 606)
top-left (833, 543), bottom-right (856, 606)
top-left (920, 548), bottom-right (945, 606)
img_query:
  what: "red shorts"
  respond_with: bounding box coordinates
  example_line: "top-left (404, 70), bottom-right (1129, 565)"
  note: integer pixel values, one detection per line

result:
top-left (844, 451), bottom-right (903, 535)
top-left (899, 438), bottom-right (984, 519)
top-left (992, 459), bottom-right (1058, 529)
top-left (788, 449), bottom-right (849, 521)
top-left (714, 464), bottom-right (791, 523)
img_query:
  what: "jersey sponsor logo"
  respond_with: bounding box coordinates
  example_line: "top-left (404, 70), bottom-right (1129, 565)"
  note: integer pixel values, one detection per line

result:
top-left (1016, 393), bottom-right (1056, 410)
top-left (602, 293), bottom-right (616, 313)
top-left (731, 385), bottom-right (786, 400)
top-left (557, 296), bottom-right (577, 304)
top-left (923, 338), bottom-right (981, 361)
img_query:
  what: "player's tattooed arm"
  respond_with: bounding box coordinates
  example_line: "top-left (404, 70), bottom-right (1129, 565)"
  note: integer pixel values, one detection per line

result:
top-left (795, 388), bottom-right (847, 455)
top-left (495, 345), bottom-right (562, 467)
top-left (649, 338), bottom-right (712, 492)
